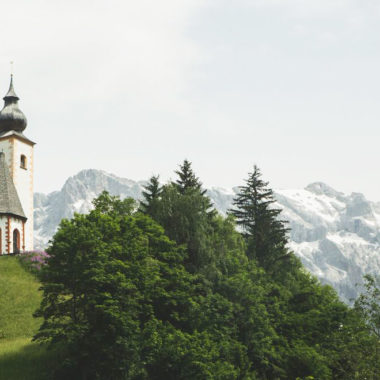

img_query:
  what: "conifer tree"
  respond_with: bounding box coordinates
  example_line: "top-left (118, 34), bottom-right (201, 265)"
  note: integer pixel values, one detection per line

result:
top-left (139, 175), bottom-right (162, 217)
top-left (229, 165), bottom-right (289, 267)
top-left (174, 159), bottom-right (215, 215)
top-left (142, 160), bottom-right (216, 272)
top-left (174, 159), bottom-right (205, 195)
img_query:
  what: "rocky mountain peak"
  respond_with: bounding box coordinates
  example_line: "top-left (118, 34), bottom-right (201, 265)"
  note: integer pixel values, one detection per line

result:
top-left (305, 182), bottom-right (345, 200)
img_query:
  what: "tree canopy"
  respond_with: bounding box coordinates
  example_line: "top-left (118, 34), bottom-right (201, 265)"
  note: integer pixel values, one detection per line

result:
top-left (34, 164), bottom-right (380, 380)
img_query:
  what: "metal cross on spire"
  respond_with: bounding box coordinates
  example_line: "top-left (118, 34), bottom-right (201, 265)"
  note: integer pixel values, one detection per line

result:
top-left (10, 61), bottom-right (13, 76)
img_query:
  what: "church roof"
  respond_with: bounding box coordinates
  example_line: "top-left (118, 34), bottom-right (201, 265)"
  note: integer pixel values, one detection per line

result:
top-left (0, 130), bottom-right (35, 145)
top-left (0, 75), bottom-right (27, 134)
top-left (0, 152), bottom-right (26, 219)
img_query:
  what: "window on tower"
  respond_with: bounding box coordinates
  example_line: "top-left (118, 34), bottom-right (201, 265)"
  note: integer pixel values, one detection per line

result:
top-left (20, 155), bottom-right (27, 169)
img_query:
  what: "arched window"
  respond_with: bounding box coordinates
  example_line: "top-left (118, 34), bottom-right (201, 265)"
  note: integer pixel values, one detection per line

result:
top-left (20, 155), bottom-right (27, 169)
top-left (13, 229), bottom-right (20, 254)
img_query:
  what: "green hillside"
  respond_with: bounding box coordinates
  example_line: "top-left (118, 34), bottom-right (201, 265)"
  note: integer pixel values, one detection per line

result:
top-left (0, 256), bottom-right (52, 380)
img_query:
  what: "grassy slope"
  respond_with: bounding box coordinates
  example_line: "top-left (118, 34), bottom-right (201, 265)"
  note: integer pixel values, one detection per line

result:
top-left (0, 256), bottom-right (52, 380)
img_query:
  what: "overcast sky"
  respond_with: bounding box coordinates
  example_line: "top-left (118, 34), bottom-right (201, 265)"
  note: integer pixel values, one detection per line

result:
top-left (1, 0), bottom-right (380, 200)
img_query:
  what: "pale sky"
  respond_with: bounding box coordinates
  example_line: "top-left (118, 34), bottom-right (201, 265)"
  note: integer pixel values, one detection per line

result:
top-left (1, 0), bottom-right (380, 200)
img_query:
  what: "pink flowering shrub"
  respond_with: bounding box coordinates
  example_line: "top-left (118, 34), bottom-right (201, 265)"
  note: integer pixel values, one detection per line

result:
top-left (18, 250), bottom-right (50, 272)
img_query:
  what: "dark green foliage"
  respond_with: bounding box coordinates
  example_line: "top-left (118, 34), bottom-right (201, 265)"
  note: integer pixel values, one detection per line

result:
top-left (174, 159), bottom-right (205, 195)
top-left (150, 183), bottom-right (215, 273)
top-left (229, 165), bottom-right (289, 268)
top-left (143, 160), bottom-right (216, 273)
top-left (353, 274), bottom-right (380, 378)
top-left (173, 159), bottom-right (214, 216)
top-left (34, 164), bottom-right (379, 379)
top-left (326, 307), bottom-right (379, 379)
top-left (34, 193), bottom-right (252, 379)
top-left (139, 175), bottom-right (162, 217)
top-left (355, 274), bottom-right (380, 339)
top-left (93, 190), bottom-right (136, 216)
top-left (34, 204), bottom-right (199, 378)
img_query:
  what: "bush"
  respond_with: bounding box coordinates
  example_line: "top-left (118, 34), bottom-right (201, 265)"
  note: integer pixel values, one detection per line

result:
top-left (18, 251), bottom-right (49, 273)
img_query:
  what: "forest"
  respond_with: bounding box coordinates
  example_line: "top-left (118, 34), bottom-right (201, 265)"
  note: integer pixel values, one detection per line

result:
top-left (32, 161), bottom-right (380, 379)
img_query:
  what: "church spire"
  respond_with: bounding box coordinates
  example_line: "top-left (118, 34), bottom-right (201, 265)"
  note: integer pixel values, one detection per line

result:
top-left (0, 75), bottom-right (27, 133)
top-left (4, 74), bottom-right (19, 100)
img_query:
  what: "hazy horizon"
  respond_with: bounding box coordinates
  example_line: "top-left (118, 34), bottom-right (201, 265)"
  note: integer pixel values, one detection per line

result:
top-left (2, 0), bottom-right (380, 200)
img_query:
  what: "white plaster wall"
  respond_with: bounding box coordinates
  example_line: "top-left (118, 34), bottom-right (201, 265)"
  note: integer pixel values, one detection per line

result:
top-left (0, 216), bottom-right (6, 254)
top-left (0, 217), bottom-right (26, 254)
top-left (12, 139), bottom-right (33, 251)
top-left (10, 218), bottom-right (24, 253)
top-left (0, 139), bottom-right (13, 170)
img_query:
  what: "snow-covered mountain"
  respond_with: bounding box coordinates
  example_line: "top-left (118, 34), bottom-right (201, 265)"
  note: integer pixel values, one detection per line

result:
top-left (34, 169), bottom-right (380, 303)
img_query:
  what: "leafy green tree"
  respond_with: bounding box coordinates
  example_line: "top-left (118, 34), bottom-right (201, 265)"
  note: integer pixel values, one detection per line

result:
top-left (355, 275), bottom-right (380, 339)
top-left (33, 165), bottom-right (379, 380)
top-left (327, 307), bottom-right (379, 380)
top-left (35, 213), bottom-right (140, 379)
top-left (354, 274), bottom-right (380, 378)
top-left (34, 192), bottom-right (253, 379)
top-left (229, 165), bottom-right (289, 268)
top-left (34, 194), bottom-right (196, 379)
top-left (93, 190), bottom-right (136, 216)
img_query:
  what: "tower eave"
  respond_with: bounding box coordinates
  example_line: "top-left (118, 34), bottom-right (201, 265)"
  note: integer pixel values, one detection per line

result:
top-left (0, 212), bottom-right (27, 221)
top-left (0, 130), bottom-right (36, 146)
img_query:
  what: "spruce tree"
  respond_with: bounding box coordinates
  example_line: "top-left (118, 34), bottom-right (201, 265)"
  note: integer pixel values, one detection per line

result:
top-left (174, 159), bottom-right (205, 195)
top-left (174, 159), bottom-right (215, 214)
top-left (229, 165), bottom-right (289, 267)
top-left (140, 175), bottom-right (162, 217)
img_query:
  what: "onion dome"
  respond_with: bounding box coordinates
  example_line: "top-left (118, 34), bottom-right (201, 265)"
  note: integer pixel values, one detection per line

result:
top-left (0, 75), bottom-right (27, 133)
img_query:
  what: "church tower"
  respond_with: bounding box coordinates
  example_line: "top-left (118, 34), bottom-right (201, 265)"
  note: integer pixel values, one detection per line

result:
top-left (0, 75), bottom-right (35, 253)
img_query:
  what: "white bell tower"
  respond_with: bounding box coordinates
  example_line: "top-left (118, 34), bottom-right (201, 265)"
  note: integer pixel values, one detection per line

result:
top-left (0, 75), bottom-right (35, 253)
